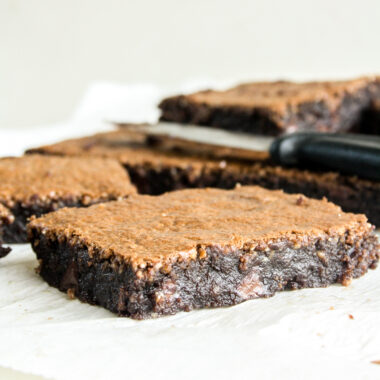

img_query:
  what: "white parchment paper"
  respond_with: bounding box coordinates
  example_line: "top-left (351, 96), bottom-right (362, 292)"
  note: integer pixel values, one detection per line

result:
top-left (1, 243), bottom-right (379, 380)
top-left (0, 82), bottom-right (379, 380)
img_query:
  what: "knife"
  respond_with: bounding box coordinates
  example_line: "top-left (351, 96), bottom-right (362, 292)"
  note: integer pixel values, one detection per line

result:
top-left (117, 122), bottom-right (380, 181)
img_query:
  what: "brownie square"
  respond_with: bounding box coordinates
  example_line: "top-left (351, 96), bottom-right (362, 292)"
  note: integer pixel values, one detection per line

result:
top-left (159, 77), bottom-right (380, 135)
top-left (26, 129), bottom-right (380, 226)
top-left (28, 186), bottom-right (379, 319)
top-left (0, 155), bottom-right (136, 243)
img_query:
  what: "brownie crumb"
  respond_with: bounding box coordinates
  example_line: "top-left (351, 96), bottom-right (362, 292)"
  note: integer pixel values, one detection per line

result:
top-left (67, 288), bottom-right (76, 300)
top-left (35, 259), bottom-right (43, 274)
top-left (0, 246), bottom-right (11, 259)
top-left (342, 277), bottom-right (353, 286)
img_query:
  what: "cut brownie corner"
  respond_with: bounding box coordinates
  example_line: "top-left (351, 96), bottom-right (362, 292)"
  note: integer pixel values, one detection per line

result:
top-left (28, 187), bottom-right (380, 319)
top-left (0, 155), bottom-right (136, 243)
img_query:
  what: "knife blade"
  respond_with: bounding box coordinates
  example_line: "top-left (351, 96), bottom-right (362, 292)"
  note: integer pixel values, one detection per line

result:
top-left (117, 122), bottom-right (380, 181)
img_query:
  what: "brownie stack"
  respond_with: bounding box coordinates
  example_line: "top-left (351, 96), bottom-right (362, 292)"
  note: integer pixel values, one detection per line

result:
top-left (3, 75), bottom-right (379, 319)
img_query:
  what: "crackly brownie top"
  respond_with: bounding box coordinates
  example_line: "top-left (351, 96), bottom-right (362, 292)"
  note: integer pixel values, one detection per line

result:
top-left (29, 186), bottom-right (372, 268)
top-left (161, 77), bottom-right (378, 115)
top-left (0, 155), bottom-right (136, 207)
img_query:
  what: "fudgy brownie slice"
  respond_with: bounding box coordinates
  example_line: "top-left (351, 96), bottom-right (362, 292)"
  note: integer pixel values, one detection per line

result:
top-left (26, 129), bottom-right (380, 226)
top-left (159, 77), bottom-right (380, 135)
top-left (0, 155), bottom-right (136, 243)
top-left (28, 186), bottom-right (379, 319)
top-left (0, 204), bottom-right (12, 257)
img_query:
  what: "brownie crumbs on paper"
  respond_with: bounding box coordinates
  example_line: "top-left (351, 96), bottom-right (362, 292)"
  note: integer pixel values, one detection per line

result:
top-left (0, 245), bottom-right (11, 259)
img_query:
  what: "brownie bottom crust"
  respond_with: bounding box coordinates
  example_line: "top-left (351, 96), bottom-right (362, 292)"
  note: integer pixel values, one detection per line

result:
top-left (31, 229), bottom-right (379, 320)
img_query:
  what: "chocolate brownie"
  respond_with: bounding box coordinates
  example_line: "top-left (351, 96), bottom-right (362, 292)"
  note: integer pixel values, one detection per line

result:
top-left (0, 204), bottom-right (12, 257)
top-left (28, 186), bottom-right (380, 319)
top-left (26, 129), bottom-right (380, 226)
top-left (159, 77), bottom-right (380, 135)
top-left (0, 155), bottom-right (136, 243)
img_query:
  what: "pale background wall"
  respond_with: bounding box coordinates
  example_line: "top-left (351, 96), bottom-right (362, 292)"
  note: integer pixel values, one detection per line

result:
top-left (1, 0), bottom-right (380, 128)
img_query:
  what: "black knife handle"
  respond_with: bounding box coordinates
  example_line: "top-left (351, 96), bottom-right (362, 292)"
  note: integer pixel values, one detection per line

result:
top-left (270, 132), bottom-right (380, 181)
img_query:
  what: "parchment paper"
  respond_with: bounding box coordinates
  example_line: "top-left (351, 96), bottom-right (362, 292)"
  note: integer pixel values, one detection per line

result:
top-left (0, 82), bottom-right (379, 380)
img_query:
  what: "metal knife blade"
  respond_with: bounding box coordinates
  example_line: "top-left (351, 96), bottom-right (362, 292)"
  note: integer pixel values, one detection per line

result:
top-left (116, 122), bottom-right (380, 181)
top-left (119, 121), bottom-right (273, 152)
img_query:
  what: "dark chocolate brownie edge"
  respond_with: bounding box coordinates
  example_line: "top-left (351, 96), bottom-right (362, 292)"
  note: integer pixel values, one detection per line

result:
top-left (30, 227), bottom-right (379, 319)
top-left (0, 213), bottom-right (12, 256)
top-left (159, 96), bottom-right (283, 135)
top-left (159, 86), bottom-right (376, 135)
top-left (125, 164), bottom-right (198, 195)
top-left (352, 105), bottom-right (380, 135)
